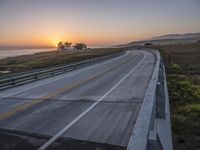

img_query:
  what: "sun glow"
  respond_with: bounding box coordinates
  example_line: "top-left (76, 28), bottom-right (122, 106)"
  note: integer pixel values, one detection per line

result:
top-left (50, 39), bottom-right (60, 48)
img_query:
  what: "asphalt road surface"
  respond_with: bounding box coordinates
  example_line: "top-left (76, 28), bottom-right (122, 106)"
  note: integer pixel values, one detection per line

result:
top-left (0, 50), bottom-right (156, 150)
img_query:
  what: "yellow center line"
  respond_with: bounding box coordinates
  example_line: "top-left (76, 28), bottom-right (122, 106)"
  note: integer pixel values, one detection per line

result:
top-left (0, 56), bottom-right (134, 121)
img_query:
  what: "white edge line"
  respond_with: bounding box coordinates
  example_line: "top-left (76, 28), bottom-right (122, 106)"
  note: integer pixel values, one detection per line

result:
top-left (1, 51), bottom-right (129, 99)
top-left (38, 51), bottom-right (147, 150)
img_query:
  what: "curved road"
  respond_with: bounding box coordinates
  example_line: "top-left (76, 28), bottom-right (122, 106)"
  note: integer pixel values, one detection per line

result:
top-left (0, 50), bottom-right (156, 150)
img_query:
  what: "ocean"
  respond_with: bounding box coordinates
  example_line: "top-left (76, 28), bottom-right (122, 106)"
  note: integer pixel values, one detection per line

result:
top-left (0, 48), bottom-right (56, 59)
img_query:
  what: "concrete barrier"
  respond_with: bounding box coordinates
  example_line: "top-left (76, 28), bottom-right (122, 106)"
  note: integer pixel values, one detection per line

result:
top-left (127, 49), bottom-right (173, 150)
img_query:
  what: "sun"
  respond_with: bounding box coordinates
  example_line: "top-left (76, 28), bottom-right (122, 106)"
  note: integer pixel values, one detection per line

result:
top-left (51, 40), bottom-right (59, 48)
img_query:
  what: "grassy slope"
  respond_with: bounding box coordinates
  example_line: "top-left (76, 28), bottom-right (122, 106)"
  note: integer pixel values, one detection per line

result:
top-left (0, 48), bottom-right (123, 76)
top-left (154, 43), bottom-right (200, 150)
top-left (155, 43), bottom-right (200, 74)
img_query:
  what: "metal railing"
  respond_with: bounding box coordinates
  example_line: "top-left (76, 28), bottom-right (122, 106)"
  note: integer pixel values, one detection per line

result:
top-left (0, 51), bottom-right (125, 91)
top-left (127, 49), bottom-right (173, 150)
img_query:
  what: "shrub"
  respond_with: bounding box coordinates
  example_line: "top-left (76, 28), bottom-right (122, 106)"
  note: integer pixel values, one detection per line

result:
top-left (168, 75), bottom-right (200, 103)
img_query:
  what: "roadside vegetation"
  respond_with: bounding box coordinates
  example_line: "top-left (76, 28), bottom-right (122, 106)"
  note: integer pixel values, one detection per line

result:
top-left (0, 48), bottom-right (123, 77)
top-left (153, 42), bottom-right (200, 150)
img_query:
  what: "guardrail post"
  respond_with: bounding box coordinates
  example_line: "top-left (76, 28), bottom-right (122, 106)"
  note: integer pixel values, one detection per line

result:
top-left (11, 79), bottom-right (15, 85)
top-left (34, 74), bottom-right (38, 80)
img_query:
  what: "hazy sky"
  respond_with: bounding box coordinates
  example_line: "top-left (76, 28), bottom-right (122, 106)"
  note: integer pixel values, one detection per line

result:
top-left (0, 0), bottom-right (200, 47)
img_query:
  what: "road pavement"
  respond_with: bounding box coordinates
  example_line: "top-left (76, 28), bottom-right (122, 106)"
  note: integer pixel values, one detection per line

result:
top-left (0, 49), bottom-right (156, 150)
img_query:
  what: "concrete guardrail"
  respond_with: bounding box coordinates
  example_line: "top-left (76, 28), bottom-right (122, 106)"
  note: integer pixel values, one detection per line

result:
top-left (127, 49), bottom-right (173, 150)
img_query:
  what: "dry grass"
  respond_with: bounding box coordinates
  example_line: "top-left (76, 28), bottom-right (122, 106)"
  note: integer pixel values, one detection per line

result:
top-left (155, 43), bottom-right (200, 74)
top-left (0, 48), bottom-right (123, 76)
top-left (153, 42), bottom-right (200, 150)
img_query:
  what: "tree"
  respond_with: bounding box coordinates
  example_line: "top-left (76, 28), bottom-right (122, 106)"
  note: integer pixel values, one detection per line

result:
top-left (144, 43), bottom-right (153, 46)
top-left (73, 43), bottom-right (87, 50)
top-left (57, 41), bottom-right (65, 51)
top-left (64, 42), bottom-right (72, 49)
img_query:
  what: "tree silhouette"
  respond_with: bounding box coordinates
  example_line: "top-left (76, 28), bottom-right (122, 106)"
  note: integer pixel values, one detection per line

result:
top-left (64, 42), bottom-right (72, 49)
top-left (57, 41), bottom-right (65, 51)
top-left (74, 43), bottom-right (87, 50)
top-left (144, 43), bottom-right (153, 46)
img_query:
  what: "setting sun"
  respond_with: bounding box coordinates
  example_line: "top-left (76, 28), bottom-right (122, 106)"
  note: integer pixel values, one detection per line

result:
top-left (52, 41), bottom-right (59, 48)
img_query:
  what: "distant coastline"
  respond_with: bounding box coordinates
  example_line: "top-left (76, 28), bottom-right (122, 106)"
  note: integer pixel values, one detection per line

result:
top-left (0, 48), bottom-right (56, 59)
top-left (0, 45), bottom-right (55, 50)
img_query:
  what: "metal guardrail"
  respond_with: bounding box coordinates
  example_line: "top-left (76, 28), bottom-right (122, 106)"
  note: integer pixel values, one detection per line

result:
top-left (0, 51), bottom-right (125, 91)
top-left (127, 49), bottom-right (173, 150)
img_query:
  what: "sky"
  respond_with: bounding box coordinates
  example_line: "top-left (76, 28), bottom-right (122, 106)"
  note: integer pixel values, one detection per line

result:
top-left (0, 0), bottom-right (200, 47)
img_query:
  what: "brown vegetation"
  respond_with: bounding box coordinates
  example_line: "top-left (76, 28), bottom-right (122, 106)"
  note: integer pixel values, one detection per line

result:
top-left (153, 43), bottom-right (200, 150)
top-left (0, 48), bottom-right (123, 76)
top-left (155, 43), bottom-right (200, 74)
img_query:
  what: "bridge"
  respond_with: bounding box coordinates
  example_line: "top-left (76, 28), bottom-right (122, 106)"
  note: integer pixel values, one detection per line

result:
top-left (0, 48), bottom-right (172, 150)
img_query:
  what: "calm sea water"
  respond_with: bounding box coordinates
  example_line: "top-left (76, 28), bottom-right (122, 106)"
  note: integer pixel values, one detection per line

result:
top-left (0, 48), bottom-right (56, 59)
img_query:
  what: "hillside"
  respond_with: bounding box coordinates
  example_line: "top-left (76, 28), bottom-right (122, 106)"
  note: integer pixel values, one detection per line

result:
top-left (127, 32), bottom-right (200, 46)
top-left (151, 32), bottom-right (200, 40)
top-left (155, 43), bottom-right (200, 74)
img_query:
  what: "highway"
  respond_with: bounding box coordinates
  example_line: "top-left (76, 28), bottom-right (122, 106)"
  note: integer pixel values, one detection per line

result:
top-left (0, 50), bottom-right (156, 150)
